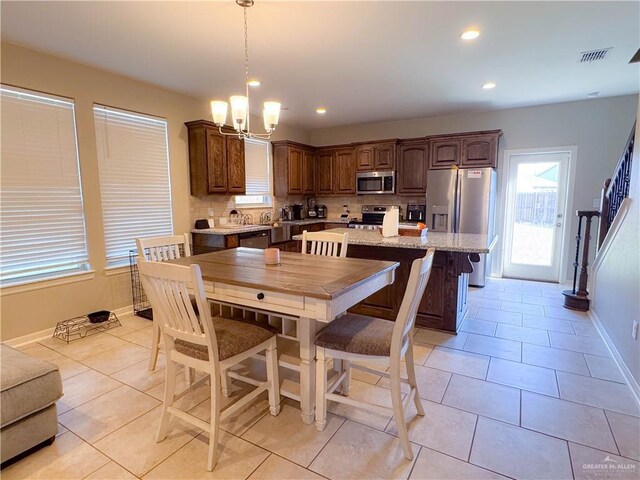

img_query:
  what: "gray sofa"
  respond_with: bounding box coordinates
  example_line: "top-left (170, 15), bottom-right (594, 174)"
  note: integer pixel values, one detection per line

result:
top-left (1, 344), bottom-right (63, 464)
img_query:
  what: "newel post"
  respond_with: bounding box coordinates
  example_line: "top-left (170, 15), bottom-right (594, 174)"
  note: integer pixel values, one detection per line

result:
top-left (562, 210), bottom-right (600, 311)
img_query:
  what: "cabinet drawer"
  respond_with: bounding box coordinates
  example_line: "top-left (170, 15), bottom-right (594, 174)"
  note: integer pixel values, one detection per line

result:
top-left (214, 283), bottom-right (305, 310)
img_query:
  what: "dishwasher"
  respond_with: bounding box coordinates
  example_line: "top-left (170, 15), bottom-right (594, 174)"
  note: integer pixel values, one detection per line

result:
top-left (238, 231), bottom-right (270, 249)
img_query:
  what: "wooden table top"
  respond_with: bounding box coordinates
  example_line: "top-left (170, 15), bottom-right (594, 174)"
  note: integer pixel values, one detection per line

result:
top-left (169, 247), bottom-right (399, 300)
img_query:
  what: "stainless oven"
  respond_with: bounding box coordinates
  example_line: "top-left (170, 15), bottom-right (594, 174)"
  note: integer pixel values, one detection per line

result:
top-left (356, 171), bottom-right (395, 195)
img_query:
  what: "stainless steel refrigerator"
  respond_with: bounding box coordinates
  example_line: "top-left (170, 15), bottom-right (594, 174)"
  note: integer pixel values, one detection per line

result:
top-left (425, 168), bottom-right (497, 287)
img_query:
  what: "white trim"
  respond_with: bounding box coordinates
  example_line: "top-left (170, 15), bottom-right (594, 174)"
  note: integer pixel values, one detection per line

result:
top-left (590, 198), bottom-right (631, 278)
top-left (105, 265), bottom-right (131, 277)
top-left (0, 270), bottom-right (96, 297)
top-left (589, 308), bottom-right (640, 407)
top-left (2, 304), bottom-right (134, 348)
top-left (497, 145), bottom-right (577, 283)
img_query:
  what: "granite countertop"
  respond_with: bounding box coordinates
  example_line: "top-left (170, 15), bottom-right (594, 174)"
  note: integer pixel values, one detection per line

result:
top-left (293, 228), bottom-right (497, 253)
top-left (191, 225), bottom-right (272, 235)
top-left (278, 219), bottom-right (350, 226)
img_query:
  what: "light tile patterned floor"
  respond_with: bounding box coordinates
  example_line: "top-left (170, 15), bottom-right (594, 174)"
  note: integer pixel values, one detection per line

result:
top-left (3, 278), bottom-right (639, 479)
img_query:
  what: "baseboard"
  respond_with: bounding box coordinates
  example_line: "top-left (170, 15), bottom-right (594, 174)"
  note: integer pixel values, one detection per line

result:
top-left (2, 305), bottom-right (134, 348)
top-left (589, 308), bottom-right (640, 406)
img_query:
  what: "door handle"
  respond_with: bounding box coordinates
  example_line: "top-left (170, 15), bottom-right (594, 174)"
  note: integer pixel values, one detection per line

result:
top-left (556, 222), bottom-right (562, 227)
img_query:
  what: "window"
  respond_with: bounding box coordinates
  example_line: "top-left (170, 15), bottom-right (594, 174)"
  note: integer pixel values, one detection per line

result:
top-left (94, 105), bottom-right (173, 267)
top-left (0, 85), bottom-right (89, 286)
top-left (235, 138), bottom-right (272, 207)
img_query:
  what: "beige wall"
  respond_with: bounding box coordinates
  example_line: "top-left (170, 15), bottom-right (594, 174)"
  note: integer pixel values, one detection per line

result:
top-left (0, 43), bottom-right (308, 341)
top-left (311, 95), bottom-right (639, 281)
top-left (592, 108), bottom-right (640, 387)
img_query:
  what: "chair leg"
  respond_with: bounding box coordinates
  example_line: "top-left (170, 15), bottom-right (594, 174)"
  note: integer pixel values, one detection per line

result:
top-left (315, 348), bottom-right (328, 431)
top-left (265, 337), bottom-right (281, 416)
top-left (390, 363), bottom-right (413, 460)
top-left (207, 371), bottom-right (221, 471)
top-left (220, 369), bottom-right (231, 397)
top-left (405, 343), bottom-right (425, 417)
top-left (156, 353), bottom-right (177, 442)
top-left (341, 360), bottom-right (351, 395)
top-left (149, 321), bottom-right (160, 371)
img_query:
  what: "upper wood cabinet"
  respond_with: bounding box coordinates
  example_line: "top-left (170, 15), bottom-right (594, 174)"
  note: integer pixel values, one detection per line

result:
top-left (272, 141), bottom-right (315, 196)
top-left (186, 120), bottom-right (245, 196)
top-left (334, 148), bottom-right (356, 194)
top-left (429, 131), bottom-right (501, 169)
top-left (397, 141), bottom-right (429, 194)
top-left (355, 141), bottom-right (397, 171)
top-left (316, 149), bottom-right (335, 195)
top-left (430, 139), bottom-right (462, 170)
top-left (302, 150), bottom-right (316, 195)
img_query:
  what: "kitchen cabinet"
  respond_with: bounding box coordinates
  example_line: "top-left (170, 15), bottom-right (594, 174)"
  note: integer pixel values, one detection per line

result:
top-left (355, 141), bottom-right (396, 171)
top-left (316, 149), bottom-right (335, 195)
top-left (334, 148), bottom-right (356, 194)
top-left (397, 141), bottom-right (429, 194)
top-left (429, 131), bottom-right (501, 169)
top-left (186, 120), bottom-right (245, 196)
top-left (430, 138), bottom-right (461, 170)
top-left (461, 135), bottom-right (498, 168)
top-left (272, 141), bottom-right (316, 196)
top-left (302, 150), bottom-right (316, 194)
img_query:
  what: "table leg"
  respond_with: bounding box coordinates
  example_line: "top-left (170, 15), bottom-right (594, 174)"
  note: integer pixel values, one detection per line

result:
top-left (298, 317), bottom-right (317, 425)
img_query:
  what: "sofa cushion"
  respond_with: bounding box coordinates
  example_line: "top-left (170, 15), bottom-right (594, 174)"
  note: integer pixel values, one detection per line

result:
top-left (0, 345), bottom-right (63, 428)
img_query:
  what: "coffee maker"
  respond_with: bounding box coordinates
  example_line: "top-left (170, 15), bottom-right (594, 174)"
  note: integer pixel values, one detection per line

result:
top-left (317, 205), bottom-right (327, 218)
top-left (291, 204), bottom-right (304, 220)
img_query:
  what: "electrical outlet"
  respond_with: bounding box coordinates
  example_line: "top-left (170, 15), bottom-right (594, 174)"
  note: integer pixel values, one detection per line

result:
top-left (633, 321), bottom-right (639, 340)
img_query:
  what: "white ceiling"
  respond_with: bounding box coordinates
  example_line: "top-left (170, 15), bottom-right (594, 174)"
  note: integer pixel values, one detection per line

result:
top-left (2, 1), bottom-right (639, 129)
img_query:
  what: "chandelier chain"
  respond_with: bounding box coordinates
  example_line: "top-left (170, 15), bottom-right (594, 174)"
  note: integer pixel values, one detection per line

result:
top-left (243, 6), bottom-right (249, 84)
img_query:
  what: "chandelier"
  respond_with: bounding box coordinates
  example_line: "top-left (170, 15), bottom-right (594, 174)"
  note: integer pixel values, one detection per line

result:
top-left (210, 0), bottom-right (280, 139)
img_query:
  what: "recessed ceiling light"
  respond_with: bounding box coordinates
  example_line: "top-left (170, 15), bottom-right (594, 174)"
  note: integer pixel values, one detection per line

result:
top-left (247, 79), bottom-right (261, 87)
top-left (482, 82), bottom-right (496, 89)
top-left (587, 91), bottom-right (600, 98)
top-left (316, 107), bottom-right (327, 115)
top-left (460, 29), bottom-right (481, 40)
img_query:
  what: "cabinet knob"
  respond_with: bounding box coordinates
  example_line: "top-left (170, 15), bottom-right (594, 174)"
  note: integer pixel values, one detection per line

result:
top-left (257, 292), bottom-right (265, 300)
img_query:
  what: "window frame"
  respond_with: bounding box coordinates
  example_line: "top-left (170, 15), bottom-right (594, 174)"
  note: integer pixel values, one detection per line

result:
top-left (234, 138), bottom-right (273, 209)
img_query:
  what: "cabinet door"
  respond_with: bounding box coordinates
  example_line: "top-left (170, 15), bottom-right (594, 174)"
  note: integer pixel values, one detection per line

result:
top-left (316, 150), bottom-right (335, 195)
top-left (461, 136), bottom-right (497, 168)
top-left (397, 143), bottom-right (428, 194)
top-left (206, 129), bottom-right (228, 193)
top-left (302, 150), bottom-right (316, 195)
top-left (288, 147), bottom-right (304, 194)
top-left (430, 139), bottom-right (462, 169)
top-left (226, 136), bottom-right (245, 193)
top-left (334, 148), bottom-right (356, 194)
top-left (355, 144), bottom-right (374, 171)
top-left (374, 143), bottom-right (396, 170)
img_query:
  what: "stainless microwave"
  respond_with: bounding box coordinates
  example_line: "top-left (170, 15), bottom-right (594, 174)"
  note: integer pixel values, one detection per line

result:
top-left (356, 171), bottom-right (395, 195)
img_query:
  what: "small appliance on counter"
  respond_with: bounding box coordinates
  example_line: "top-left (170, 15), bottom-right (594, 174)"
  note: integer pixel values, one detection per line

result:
top-left (406, 204), bottom-right (426, 224)
top-left (291, 203), bottom-right (304, 220)
top-left (281, 206), bottom-right (294, 221)
top-left (195, 219), bottom-right (214, 229)
top-left (317, 205), bottom-right (327, 218)
top-left (340, 205), bottom-right (350, 221)
top-left (307, 197), bottom-right (318, 218)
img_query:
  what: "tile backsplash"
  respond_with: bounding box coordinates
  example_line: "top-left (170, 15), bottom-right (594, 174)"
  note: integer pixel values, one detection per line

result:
top-left (189, 194), bottom-right (426, 227)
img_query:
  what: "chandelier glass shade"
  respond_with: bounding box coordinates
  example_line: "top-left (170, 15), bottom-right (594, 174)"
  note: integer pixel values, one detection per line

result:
top-left (211, 0), bottom-right (280, 139)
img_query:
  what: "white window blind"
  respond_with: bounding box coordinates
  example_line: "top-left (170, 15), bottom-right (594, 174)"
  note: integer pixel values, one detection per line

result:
top-left (94, 105), bottom-right (173, 267)
top-left (0, 85), bottom-right (89, 286)
top-left (235, 138), bottom-right (271, 207)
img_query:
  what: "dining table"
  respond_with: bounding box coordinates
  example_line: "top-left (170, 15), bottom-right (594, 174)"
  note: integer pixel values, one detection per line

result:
top-left (169, 247), bottom-right (399, 424)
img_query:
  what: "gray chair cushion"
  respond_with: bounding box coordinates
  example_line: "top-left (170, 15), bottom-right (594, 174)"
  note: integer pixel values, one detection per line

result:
top-left (0, 345), bottom-right (63, 428)
top-left (314, 313), bottom-right (395, 356)
top-left (174, 317), bottom-right (276, 361)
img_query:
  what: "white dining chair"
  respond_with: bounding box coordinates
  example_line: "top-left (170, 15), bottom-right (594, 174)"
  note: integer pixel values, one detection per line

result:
top-left (314, 248), bottom-right (435, 460)
top-left (138, 259), bottom-right (280, 471)
top-left (301, 230), bottom-right (348, 258)
top-left (135, 234), bottom-right (191, 371)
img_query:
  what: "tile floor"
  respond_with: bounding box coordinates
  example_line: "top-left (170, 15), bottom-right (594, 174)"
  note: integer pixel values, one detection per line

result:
top-left (3, 277), bottom-right (639, 479)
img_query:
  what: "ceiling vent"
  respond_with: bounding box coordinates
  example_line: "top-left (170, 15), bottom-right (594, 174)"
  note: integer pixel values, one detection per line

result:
top-left (579, 48), bottom-right (612, 63)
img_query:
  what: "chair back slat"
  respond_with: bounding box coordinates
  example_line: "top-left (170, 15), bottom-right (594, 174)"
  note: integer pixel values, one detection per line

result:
top-left (301, 231), bottom-right (348, 258)
top-left (138, 260), bottom-right (218, 360)
top-left (136, 234), bottom-right (191, 262)
top-left (391, 249), bottom-right (435, 359)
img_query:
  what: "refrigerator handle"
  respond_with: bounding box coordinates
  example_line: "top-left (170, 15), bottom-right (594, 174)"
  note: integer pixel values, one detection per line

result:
top-left (454, 171), bottom-right (461, 233)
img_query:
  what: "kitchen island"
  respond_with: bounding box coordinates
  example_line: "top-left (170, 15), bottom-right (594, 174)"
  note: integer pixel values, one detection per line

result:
top-left (294, 228), bottom-right (497, 333)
